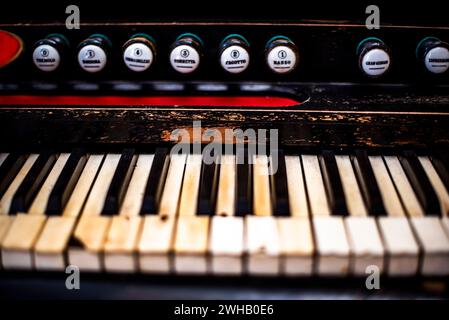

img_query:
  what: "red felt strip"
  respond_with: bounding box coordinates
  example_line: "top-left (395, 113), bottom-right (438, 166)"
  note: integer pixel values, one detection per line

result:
top-left (0, 95), bottom-right (300, 107)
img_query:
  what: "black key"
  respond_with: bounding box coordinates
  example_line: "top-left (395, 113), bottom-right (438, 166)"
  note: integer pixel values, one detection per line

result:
top-left (0, 153), bottom-right (27, 199)
top-left (399, 150), bottom-right (441, 216)
top-left (10, 152), bottom-right (57, 214)
top-left (351, 150), bottom-right (387, 216)
top-left (270, 150), bottom-right (290, 216)
top-left (197, 151), bottom-right (220, 215)
top-left (46, 149), bottom-right (87, 215)
top-left (140, 148), bottom-right (169, 215)
top-left (431, 149), bottom-right (449, 194)
top-left (102, 149), bottom-right (137, 215)
top-left (319, 150), bottom-right (348, 216)
top-left (236, 148), bottom-right (252, 216)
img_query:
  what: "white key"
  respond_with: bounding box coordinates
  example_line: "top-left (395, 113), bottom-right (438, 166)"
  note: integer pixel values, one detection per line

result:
top-left (378, 217), bottom-right (419, 276)
top-left (104, 154), bottom-right (153, 273)
top-left (313, 216), bottom-right (350, 276)
top-left (410, 217), bottom-right (449, 276)
top-left (246, 216), bottom-right (279, 275)
top-left (335, 155), bottom-right (367, 217)
top-left (0, 216), bottom-right (13, 269)
top-left (370, 157), bottom-right (421, 275)
top-left (285, 156), bottom-right (309, 217)
top-left (63, 154), bottom-right (104, 217)
top-left (302, 155), bottom-right (330, 216)
top-left (384, 156), bottom-right (423, 217)
top-left (210, 216), bottom-right (243, 275)
top-left (2, 153), bottom-right (69, 270)
top-left (139, 215), bottom-right (176, 273)
top-left (80, 153), bottom-right (121, 217)
top-left (178, 154), bottom-right (202, 216)
top-left (252, 155), bottom-right (272, 216)
top-left (345, 216), bottom-right (384, 275)
top-left (174, 216), bottom-right (209, 274)
top-left (0, 154), bottom-right (39, 214)
top-left (34, 154), bottom-right (101, 271)
top-left (369, 156), bottom-right (405, 216)
top-left (419, 156), bottom-right (449, 216)
top-left (2, 214), bottom-right (46, 270)
top-left (28, 153), bottom-right (70, 215)
top-left (158, 153), bottom-right (186, 217)
top-left (277, 217), bottom-right (314, 276)
top-left (138, 154), bottom-right (187, 273)
top-left (215, 155), bottom-right (236, 216)
top-left (69, 154), bottom-right (121, 271)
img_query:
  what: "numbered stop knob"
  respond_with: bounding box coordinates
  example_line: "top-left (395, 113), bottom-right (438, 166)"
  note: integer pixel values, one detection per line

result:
top-left (219, 34), bottom-right (250, 74)
top-left (123, 34), bottom-right (156, 72)
top-left (265, 36), bottom-right (299, 74)
top-left (32, 34), bottom-right (68, 72)
top-left (78, 34), bottom-right (111, 73)
top-left (357, 37), bottom-right (391, 77)
top-left (169, 33), bottom-right (203, 74)
top-left (417, 37), bottom-right (449, 74)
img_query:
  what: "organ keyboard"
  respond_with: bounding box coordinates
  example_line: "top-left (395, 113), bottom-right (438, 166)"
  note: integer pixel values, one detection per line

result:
top-left (1, 147), bottom-right (449, 277)
top-left (2, 2), bottom-right (449, 299)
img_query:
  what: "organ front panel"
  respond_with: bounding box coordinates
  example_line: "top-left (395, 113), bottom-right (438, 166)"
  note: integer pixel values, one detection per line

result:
top-left (1, 2), bottom-right (449, 299)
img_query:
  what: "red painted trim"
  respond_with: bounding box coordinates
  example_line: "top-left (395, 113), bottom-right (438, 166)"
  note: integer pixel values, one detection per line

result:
top-left (0, 30), bottom-right (23, 68)
top-left (0, 95), bottom-right (300, 107)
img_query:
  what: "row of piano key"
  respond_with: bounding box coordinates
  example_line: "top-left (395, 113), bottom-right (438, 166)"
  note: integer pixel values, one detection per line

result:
top-left (0, 148), bottom-right (449, 276)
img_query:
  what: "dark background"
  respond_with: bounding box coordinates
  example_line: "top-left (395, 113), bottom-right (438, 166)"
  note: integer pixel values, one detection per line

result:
top-left (0, 0), bottom-right (448, 25)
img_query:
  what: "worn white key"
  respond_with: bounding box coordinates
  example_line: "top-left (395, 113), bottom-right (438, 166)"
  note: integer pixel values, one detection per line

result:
top-left (246, 216), bottom-right (279, 275)
top-left (1, 154), bottom-right (70, 270)
top-left (370, 156), bottom-right (420, 276)
top-left (215, 155), bottom-right (236, 216)
top-left (174, 216), bottom-right (209, 274)
top-left (336, 155), bottom-right (384, 275)
top-left (369, 156), bottom-right (405, 216)
top-left (0, 216), bottom-right (14, 268)
top-left (252, 155), bottom-right (272, 216)
top-left (419, 156), bottom-right (449, 216)
top-left (139, 215), bottom-right (177, 273)
top-left (103, 154), bottom-right (153, 273)
top-left (2, 214), bottom-right (46, 270)
top-left (384, 156), bottom-right (423, 217)
top-left (313, 216), bottom-right (350, 276)
top-left (34, 154), bottom-right (102, 271)
top-left (410, 217), bottom-right (449, 276)
top-left (178, 154), bottom-right (202, 216)
top-left (285, 156), bottom-right (309, 217)
top-left (302, 155), bottom-right (330, 216)
top-left (137, 154), bottom-right (186, 273)
top-left (385, 155), bottom-right (449, 276)
top-left (210, 216), bottom-right (243, 275)
top-left (158, 153), bottom-right (186, 217)
top-left (28, 153), bottom-right (70, 215)
top-left (345, 217), bottom-right (384, 275)
top-left (277, 217), bottom-right (314, 276)
top-left (0, 154), bottom-right (38, 214)
top-left (335, 155), bottom-right (367, 217)
top-left (378, 217), bottom-right (419, 276)
top-left (69, 154), bottom-right (121, 272)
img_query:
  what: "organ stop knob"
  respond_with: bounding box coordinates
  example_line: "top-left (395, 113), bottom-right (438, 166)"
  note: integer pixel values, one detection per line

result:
top-left (219, 34), bottom-right (250, 74)
top-left (32, 34), bottom-right (68, 72)
top-left (122, 33), bottom-right (156, 72)
top-left (357, 37), bottom-right (391, 77)
top-left (77, 34), bottom-right (111, 73)
top-left (169, 33), bottom-right (203, 74)
top-left (417, 37), bottom-right (449, 74)
top-left (265, 36), bottom-right (299, 74)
